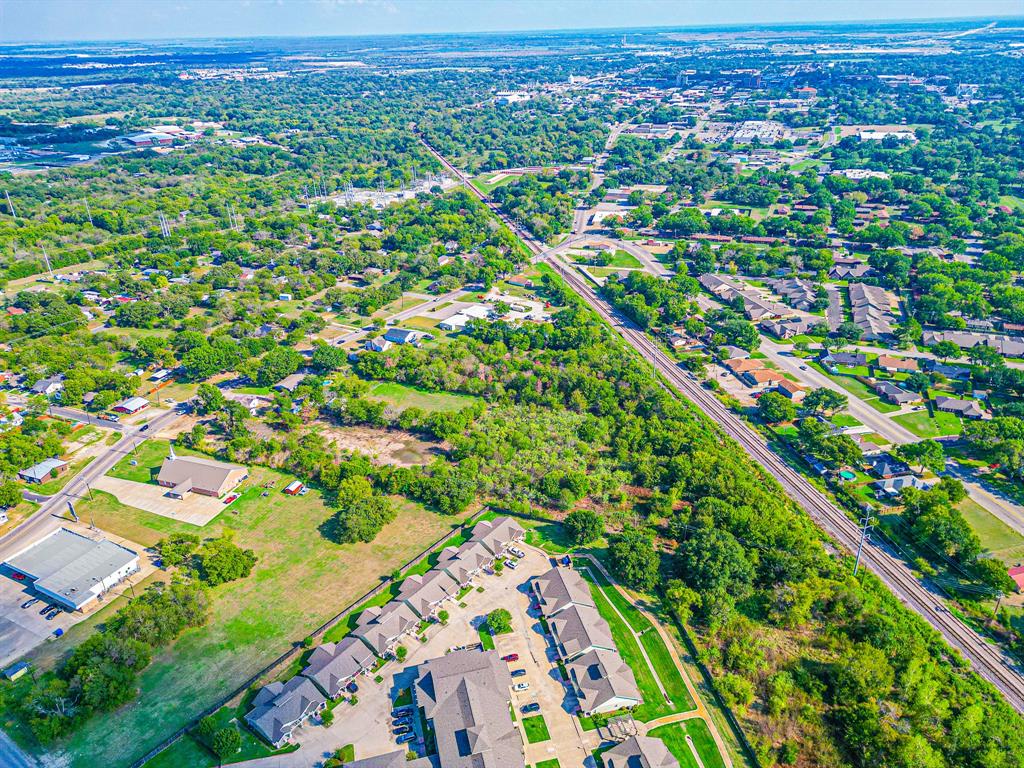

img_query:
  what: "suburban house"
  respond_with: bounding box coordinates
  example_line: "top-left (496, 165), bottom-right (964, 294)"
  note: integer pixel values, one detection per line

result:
top-left (925, 362), bottom-right (971, 381)
top-left (934, 396), bottom-right (986, 420)
top-left (302, 636), bottom-right (376, 699)
top-left (467, 516), bottom-right (525, 558)
top-left (532, 567), bottom-right (595, 617)
top-left (873, 381), bottom-right (922, 405)
top-left (922, 330), bottom-right (1024, 359)
top-left (245, 676), bottom-right (326, 748)
top-left (604, 735), bottom-right (680, 768)
top-left (438, 540), bottom-right (495, 586)
top-left (820, 351), bottom-right (868, 369)
top-left (18, 457), bottom-right (68, 484)
top-left (364, 337), bottom-right (392, 353)
top-left (30, 374), bottom-right (65, 397)
top-left (875, 475), bottom-right (936, 499)
top-left (698, 273), bottom-right (791, 321)
top-left (829, 257), bottom-right (873, 280)
top-left (273, 373), bottom-right (305, 393)
top-left (413, 649), bottom-right (524, 768)
top-left (760, 316), bottom-right (819, 339)
top-left (724, 358), bottom-right (763, 375)
top-left (848, 282), bottom-right (898, 340)
top-left (775, 379), bottom-right (807, 402)
top-left (352, 600), bottom-right (419, 658)
top-left (876, 355), bottom-right (918, 373)
top-left (549, 604), bottom-right (617, 661)
top-left (397, 569), bottom-right (461, 621)
top-left (869, 455), bottom-right (910, 480)
top-left (383, 328), bottom-right (430, 346)
top-left (769, 277), bottom-right (817, 311)
top-left (741, 368), bottom-right (786, 390)
top-left (565, 647), bottom-right (642, 716)
top-left (112, 396), bottom-right (150, 415)
top-left (156, 449), bottom-right (248, 499)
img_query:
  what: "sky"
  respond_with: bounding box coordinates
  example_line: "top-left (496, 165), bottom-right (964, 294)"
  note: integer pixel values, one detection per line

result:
top-left (0, 0), bottom-right (1021, 43)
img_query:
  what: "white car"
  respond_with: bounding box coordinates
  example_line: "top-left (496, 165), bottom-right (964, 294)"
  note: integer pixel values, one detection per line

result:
top-left (508, 547), bottom-right (526, 558)
top-left (504, 559), bottom-right (518, 570)
top-left (513, 682), bottom-right (530, 692)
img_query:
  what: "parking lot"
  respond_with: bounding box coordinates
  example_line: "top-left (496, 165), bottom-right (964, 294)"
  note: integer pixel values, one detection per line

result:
top-left (236, 544), bottom-right (593, 768)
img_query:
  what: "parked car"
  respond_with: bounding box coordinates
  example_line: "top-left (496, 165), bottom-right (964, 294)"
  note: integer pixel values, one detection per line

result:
top-left (21, 597), bottom-right (40, 609)
top-left (39, 603), bottom-right (55, 615)
top-left (45, 607), bottom-right (62, 621)
top-left (392, 706), bottom-right (412, 717)
top-left (508, 547), bottom-right (526, 558)
top-left (513, 682), bottom-right (530, 692)
top-left (511, 669), bottom-right (527, 678)
top-left (504, 559), bottom-right (518, 570)
top-left (140, 424), bottom-right (150, 432)
top-left (392, 726), bottom-right (411, 736)
top-left (521, 702), bottom-right (541, 714)
top-left (396, 732), bottom-right (416, 744)
top-left (393, 717), bottom-right (412, 727)
top-left (346, 681), bottom-right (359, 694)
top-left (501, 654), bottom-right (519, 662)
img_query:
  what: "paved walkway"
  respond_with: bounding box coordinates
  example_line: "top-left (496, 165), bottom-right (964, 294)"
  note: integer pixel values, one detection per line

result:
top-left (576, 554), bottom-right (734, 768)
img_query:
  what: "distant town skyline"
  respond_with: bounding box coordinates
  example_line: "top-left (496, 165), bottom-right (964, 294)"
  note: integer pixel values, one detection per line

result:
top-left (1, 0), bottom-right (1022, 43)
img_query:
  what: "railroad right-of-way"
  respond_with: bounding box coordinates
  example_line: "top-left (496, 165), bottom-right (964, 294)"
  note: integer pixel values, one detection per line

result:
top-left (418, 135), bottom-right (1024, 712)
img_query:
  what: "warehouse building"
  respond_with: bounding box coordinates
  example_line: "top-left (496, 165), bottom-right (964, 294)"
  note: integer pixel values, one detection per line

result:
top-left (3, 528), bottom-right (139, 611)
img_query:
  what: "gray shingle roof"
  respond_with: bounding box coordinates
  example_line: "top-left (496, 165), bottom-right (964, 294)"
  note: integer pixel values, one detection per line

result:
top-left (533, 567), bottom-right (595, 616)
top-left (468, 516), bottom-right (525, 557)
top-left (604, 735), bottom-right (680, 768)
top-left (415, 649), bottom-right (523, 768)
top-left (549, 604), bottom-right (616, 661)
top-left (398, 568), bottom-right (460, 619)
top-left (566, 647), bottom-right (642, 715)
top-left (352, 600), bottom-right (419, 656)
top-left (245, 676), bottom-right (325, 747)
top-left (440, 540), bottom-right (494, 584)
top-left (303, 636), bottom-right (375, 698)
top-left (157, 454), bottom-right (246, 496)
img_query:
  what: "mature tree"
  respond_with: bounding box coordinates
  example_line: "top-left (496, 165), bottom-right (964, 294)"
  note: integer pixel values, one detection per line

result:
top-left (803, 388), bottom-right (848, 416)
top-left (676, 526), bottom-right (754, 598)
top-left (609, 527), bottom-right (660, 591)
top-left (564, 509), bottom-right (604, 546)
top-left (931, 341), bottom-right (961, 361)
top-left (195, 534), bottom-right (257, 586)
top-left (211, 727), bottom-right (241, 759)
top-left (894, 440), bottom-right (945, 474)
top-left (486, 608), bottom-right (513, 635)
top-left (0, 481), bottom-right (21, 509)
top-left (757, 392), bottom-right (797, 424)
top-left (155, 533), bottom-right (200, 568)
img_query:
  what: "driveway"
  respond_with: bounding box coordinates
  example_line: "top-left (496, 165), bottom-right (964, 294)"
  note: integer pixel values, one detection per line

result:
top-left (92, 476), bottom-right (227, 526)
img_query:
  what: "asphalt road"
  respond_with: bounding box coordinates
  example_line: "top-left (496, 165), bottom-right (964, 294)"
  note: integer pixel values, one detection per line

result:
top-left (0, 405), bottom-right (186, 562)
top-left (420, 136), bottom-right (1024, 712)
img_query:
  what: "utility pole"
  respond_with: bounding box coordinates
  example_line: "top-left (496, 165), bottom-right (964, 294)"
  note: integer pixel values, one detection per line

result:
top-left (84, 198), bottom-right (93, 226)
top-left (41, 246), bottom-right (54, 278)
top-left (4, 190), bottom-right (16, 218)
top-left (853, 513), bottom-right (874, 576)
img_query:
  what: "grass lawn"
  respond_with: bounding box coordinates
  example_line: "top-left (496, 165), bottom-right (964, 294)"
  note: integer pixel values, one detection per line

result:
top-left (523, 521), bottom-right (576, 553)
top-left (105, 438), bottom-right (209, 484)
top-left (373, 296), bottom-right (428, 319)
top-left (234, 385), bottom-right (272, 395)
top-left (522, 715), bottom-right (551, 744)
top-left (477, 623), bottom-right (496, 650)
top-left (809, 366), bottom-right (901, 413)
top-left (143, 700), bottom-right (297, 768)
top-left (582, 566), bottom-right (694, 714)
top-left (891, 410), bottom-right (963, 439)
top-left (609, 250), bottom-right (642, 268)
top-left (578, 569), bottom-right (675, 722)
top-left (366, 381), bottom-right (479, 414)
top-left (958, 497), bottom-right (1024, 560)
top-left (29, 468), bottom-right (468, 768)
top-left (830, 413), bottom-right (862, 429)
top-left (535, 760), bottom-right (560, 768)
top-left (648, 718), bottom-right (726, 768)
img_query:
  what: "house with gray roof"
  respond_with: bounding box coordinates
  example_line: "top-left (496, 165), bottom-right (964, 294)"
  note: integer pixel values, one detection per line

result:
top-left (302, 636), bottom-right (376, 699)
top-left (413, 649), bottom-right (524, 768)
top-left (439, 540), bottom-right (495, 586)
top-left (18, 457), bottom-right (68, 484)
top-left (30, 374), bottom-right (65, 397)
top-left (532, 567), bottom-right (594, 617)
top-left (873, 381), bottom-right (922, 405)
top-left (468, 516), bottom-right (525, 558)
top-left (352, 600), bottom-right (419, 658)
top-left (604, 735), bottom-right (680, 768)
top-left (934, 396), bottom-right (986, 420)
top-left (874, 475), bottom-right (936, 499)
top-left (398, 568), bottom-right (460, 621)
top-left (245, 676), bottom-right (326, 748)
top-left (566, 647), bottom-right (642, 716)
top-left (548, 604), bottom-right (616, 661)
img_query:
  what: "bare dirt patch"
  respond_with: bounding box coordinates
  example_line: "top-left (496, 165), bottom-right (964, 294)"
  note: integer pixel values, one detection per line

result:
top-left (319, 424), bottom-right (444, 466)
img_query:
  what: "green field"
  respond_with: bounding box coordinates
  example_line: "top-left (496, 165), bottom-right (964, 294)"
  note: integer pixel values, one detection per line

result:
top-left (891, 410), bottom-right (963, 439)
top-left (32, 455), bottom-right (95, 495)
top-left (24, 465), bottom-right (468, 768)
top-left (609, 250), bottom-right (642, 268)
top-left (958, 497), bottom-right (1024, 561)
top-left (522, 715), bottom-right (551, 744)
top-left (535, 760), bottom-right (561, 768)
top-left (648, 718), bottom-right (726, 768)
top-left (106, 439), bottom-right (208, 484)
top-left (366, 381), bottom-right (479, 413)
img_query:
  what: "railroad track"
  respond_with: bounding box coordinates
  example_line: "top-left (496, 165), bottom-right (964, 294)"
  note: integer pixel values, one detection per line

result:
top-left (419, 136), bottom-right (1024, 710)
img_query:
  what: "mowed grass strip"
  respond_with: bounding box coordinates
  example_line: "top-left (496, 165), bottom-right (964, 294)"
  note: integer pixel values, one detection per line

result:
top-left (366, 381), bottom-right (479, 413)
top-left (584, 565), bottom-right (695, 713)
top-left (37, 466), bottom-right (467, 768)
top-left (648, 718), bottom-right (726, 768)
top-left (579, 569), bottom-right (671, 721)
top-left (522, 715), bottom-right (551, 744)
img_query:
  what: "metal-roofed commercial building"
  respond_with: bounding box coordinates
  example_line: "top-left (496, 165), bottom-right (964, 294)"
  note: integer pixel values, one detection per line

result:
top-left (18, 457), bottom-right (68, 484)
top-left (413, 648), bottom-right (524, 768)
top-left (156, 449), bottom-right (247, 499)
top-left (3, 528), bottom-right (139, 611)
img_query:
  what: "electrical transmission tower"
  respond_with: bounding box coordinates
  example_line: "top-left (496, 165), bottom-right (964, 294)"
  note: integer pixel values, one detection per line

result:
top-left (157, 211), bottom-right (171, 238)
top-left (4, 190), bottom-right (16, 218)
top-left (853, 513), bottom-right (874, 576)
